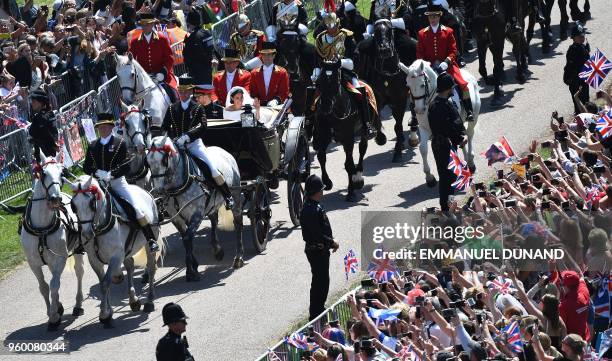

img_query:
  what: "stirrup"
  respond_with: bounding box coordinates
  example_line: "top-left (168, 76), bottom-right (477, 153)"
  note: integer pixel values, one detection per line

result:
top-left (148, 240), bottom-right (160, 252)
top-left (224, 196), bottom-right (235, 210)
top-left (465, 110), bottom-right (475, 122)
top-left (364, 125), bottom-right (376, 140)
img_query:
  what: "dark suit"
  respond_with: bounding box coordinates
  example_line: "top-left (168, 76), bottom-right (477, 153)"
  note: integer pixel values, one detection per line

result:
top-left (83, 136), bottom-right (130, 178)
top-left (161, 100), bottom-right (207, 140)
top-left (183, 28), bottom-right (214, 86)
top-left (28, 110), bottom-right (58, 160)
top-left (565, 42), bottom-right (590, 114)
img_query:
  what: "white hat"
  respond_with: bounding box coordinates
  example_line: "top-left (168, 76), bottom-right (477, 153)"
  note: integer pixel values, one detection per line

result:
top-left (344, 1), bottom-right (356, 13)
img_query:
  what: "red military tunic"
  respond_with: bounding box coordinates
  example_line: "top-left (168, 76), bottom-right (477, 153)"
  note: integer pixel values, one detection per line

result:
top-left (416, 25), bottom-right (468, 92)
top-left (128, 30), bottom-right (177, 89)
top-left (212, 69), bottom-right (252, 105)
top-left (249, 65), bottom-right (290, 105)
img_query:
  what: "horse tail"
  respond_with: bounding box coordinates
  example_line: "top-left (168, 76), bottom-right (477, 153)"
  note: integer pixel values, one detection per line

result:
top-left (217, 206), bottom-right (235, 231)
top-left (65, 254), bottom-right (76, 272)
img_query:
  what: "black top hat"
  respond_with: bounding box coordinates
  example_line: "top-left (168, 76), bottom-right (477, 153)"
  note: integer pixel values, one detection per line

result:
top-left (436, 72), bottom-right (455, 92)
top-left (29, 89), bottom-right (49, 103)
top-left (186, 9), bottom-right (201, 27)
top-left (571, 22), bottom-right (586, 37)
top-left (259, 41), bottom-right (277, 54)
top-left (138, 11), bottom-right (156, 25)
top-left (222, 48), bottom-right (241, 62)
top-left (305, 174), bottom-right (325, 196)
top-left (95, 113), bottom-right (115, 127)
top-left (162, 302), bottom-right (188, 326)
top-left (177, 74), bottom-right (195, 91)
top-left (425, 3), bottom-right (444, 15)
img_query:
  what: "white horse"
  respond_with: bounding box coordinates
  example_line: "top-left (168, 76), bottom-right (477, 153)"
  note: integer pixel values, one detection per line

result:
top-left (67, 176), bottom-right (162, 326)
top-left (120, 102), bottom-right (151, 189)
top-left (146, 136), bottom-right (244, 280)
top-left (20, 155), bottom-right (85, 330)
top-left (401, 59), bottom-right (480, 186)
top-left (115, 53), bottom-right (169, 131)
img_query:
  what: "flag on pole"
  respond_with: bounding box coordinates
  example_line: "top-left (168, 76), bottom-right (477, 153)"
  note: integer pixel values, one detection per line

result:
top-left (367, 257), bottom-right (398, 282)
top-left (448, 148), bottom-right (466, 175)
top-left (483, 136), bottom-right (515, 166)
top-left (502, 320), bottom-right (523, 354)
top-left (596, 110), bottom-right (612, 139)
top-left (343, 249), bottom-right (359, 281)
top-left (579, 48), bottom-right (612, 89)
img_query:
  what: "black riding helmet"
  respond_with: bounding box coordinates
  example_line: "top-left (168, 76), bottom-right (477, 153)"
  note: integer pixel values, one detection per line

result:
top-left (162, 302), bottom-right (188, 326)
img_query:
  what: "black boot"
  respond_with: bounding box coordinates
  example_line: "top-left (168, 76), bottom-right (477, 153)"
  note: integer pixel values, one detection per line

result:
top-left (462, 97), bottom-right (474, 122)
top-left (141, 224), bottom-right (160, 252)
top-left (218, 182), bottom-right (235, 210)
top-left (358, 87), bottom-right (376, 140)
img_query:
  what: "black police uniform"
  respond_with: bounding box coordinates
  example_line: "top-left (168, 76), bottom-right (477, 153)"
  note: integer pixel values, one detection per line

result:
top-left (183, 11), bottom-right (215, 87)
top-left (155, 331), bottom-right (194, 361)
top-left (428, 87), bottom-right (466, 212)
top-left (29, 109), bottom-right (58, 161)
top-left (83, 135), bottom-right (131, 178)
top-left (300, 178), bottom-right (334, 321)
top-left (564, 33), bottom-right (590, 114)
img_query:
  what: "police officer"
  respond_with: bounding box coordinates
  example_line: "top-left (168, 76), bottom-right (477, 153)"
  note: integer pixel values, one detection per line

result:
top-left (428, 73), bottom-right (467, 214)
top-left (156, 302), bottom-right (194, 361)
top-left (300, 174), bottom-right (339, 321)
top-left (563, 23), bottom-right (590, 115)
top-left (28, 89), bottom-right (58, 162)
top-left (83, 113), bottom-right (160, 252)
top-left (183, 10), bottom-right (215, 90)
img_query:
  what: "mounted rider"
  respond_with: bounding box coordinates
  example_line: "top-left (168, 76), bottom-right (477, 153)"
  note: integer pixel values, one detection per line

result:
top-left (249, 42), bottom-right (290, 107)
top-left (161, 75), bottom-right (234, 210)
top-left (229, 14), bottom-right (267, 70)
top-left (83, 113), bottom-right (160, 253)
top-left (128, 11), bottom-right (178, 104)
top-left (314, 12), bottom-right (376, 139)
top-left (363, 0), bottom-right (409, 40)
top-left (28, 89), bottom-right (58, 163)
top-left (265, 0), bottom-right (309, 42)
top-left (416, 3), bottom-right (474, 121)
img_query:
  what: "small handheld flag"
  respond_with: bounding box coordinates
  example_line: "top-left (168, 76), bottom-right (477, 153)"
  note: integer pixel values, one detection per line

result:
top-left (596, 110), bottom-right (612, 139)
top-left (451, 167), bottom-right (473, 191)
top-left (487, 276), bottom-right (516, 295)
top-left (286, 332), bottom-right (319, 351)
top-left (367, 257), bottom-right (398, 282)
top-left (448, 148), bottom-right (466, 176)
top-left (579, 48), bottom-right (612, 90)
top-left (483, 136), bottom-right (515, 166)
top-left (343, 249), bottom-right (358, 281)
top-left (502, 320), bottom-right (523, 354)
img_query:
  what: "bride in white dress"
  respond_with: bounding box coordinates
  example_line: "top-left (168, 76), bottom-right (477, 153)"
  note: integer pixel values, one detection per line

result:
top-left (223, 86), bottom-right (278, 128)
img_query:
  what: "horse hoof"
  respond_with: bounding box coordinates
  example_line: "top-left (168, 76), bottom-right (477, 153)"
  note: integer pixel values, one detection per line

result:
top-left (111, 273), bottom-right (124, 284)
top-left (57, 302), bottom-right (64, 317)
top-left (323, 179), bottom-right (333, 191)
top-left (72, 307), bottom-right (84, 317)
top-left (392, 152), bottom-right (402, 163)
top-left (408, 138), bottom-right (420, 148)
top-left (426, 177), bottom-right (438, 188)
top-left (99, 316), bottom-right (113, 328)
top-left (47, 319), bottom-right (61, 332)
top-left (130, 300), bottom-right (142, 312)
top-left (143, 302), bottom-right (155, 313)
top-left (214, 248), bottom-right (225, 261)
top-left (375, 132), bottom-right (387, 146)
top-left (185, 271), bottom-right (201, 282)
top-left (141, 272), bottom-right (149, 285)
top-left (232, 257), bottom-right (245, 269)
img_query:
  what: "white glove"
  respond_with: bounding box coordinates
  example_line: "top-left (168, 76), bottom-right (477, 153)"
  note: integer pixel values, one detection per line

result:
top-left (362, 32), bottom-right (372, 40)
top-left (439, 62), bottom-right (449, 71)
top-left (95, 170), bottom-right (111, 182)
top-left (366, 24), bottom-right (374, 35)
top-left (298, 23), bottom-right (308, 36)
top-left (340, 58), bottom-right (354, 71)
top-left (155, 72), bottom-right (165, 82)
top-left (311, 67), bottom-right (321, 83)
top-left (176, 134), bottom-right (190, 147)
top-left (267, 99), bottom-right (279, 107)
top-left (390, 18), bottom-right (405, 30)
top-left (265, 25), bottom-right (277, 42)
top-left (244, 57), bottom-right (263, 70)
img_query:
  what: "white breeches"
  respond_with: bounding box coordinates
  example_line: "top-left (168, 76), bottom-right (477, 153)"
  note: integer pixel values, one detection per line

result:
top-left (187, 139), bottom-right (221, 178)
top-left (109, 176), bottom-right (147, 220)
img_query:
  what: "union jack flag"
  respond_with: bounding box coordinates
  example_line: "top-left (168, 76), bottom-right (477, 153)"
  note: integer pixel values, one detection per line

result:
top-left (451, 167), bottom-right (473, 191)
top-left (367, 257), bottom-right (398, 282)
top-left (487, 276), bottom-right (516, 295)
top-left (448, 148), bottom-right (466, 176)
top-left (344, 249), bottom-right (359, 281)
top-left (596, 110), bottom-right (612, 139)
top-left (397, 344), bottom-right (420, 361)
top-left (579, 48), bottom-right (612, 89)
top-left (286, 332), bottom-right (318, 351)
top-left (502, 320), bottom-right (523, 354)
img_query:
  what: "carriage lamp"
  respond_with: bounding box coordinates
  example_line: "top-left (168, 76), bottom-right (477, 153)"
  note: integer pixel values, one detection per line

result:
top-left (241, 104), bottom-right (256, 128)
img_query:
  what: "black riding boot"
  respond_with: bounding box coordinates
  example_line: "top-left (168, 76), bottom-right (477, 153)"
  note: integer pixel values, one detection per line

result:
top-left (141, 223), bottom-right (160, 252)
top-left (218, 182), bottom-right (235, 210)
top-left (358, 87), bottom-right (376, 140)
top-left (462, 97), bottom-right (474, 122)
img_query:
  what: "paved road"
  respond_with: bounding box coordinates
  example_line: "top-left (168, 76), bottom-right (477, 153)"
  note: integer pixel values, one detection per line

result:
top-left (2, 3), bottom-right (611, 360)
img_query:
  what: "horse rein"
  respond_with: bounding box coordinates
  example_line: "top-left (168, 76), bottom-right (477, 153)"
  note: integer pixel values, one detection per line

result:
top-left (31, 160), bottom-right (64, 203)
top-left (409, 71), bottom-right (435, 105)
top-left (120, 107), bottom-right (151, 149)
top-left (120, 66), bottom-right (156, 103)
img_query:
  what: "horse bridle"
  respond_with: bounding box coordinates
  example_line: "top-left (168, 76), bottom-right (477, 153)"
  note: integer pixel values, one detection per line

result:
top-left (277, 32), bottom-right (302, 80)
top-left (318, 69), bottom-right (354, 120)
top-left (409, 71), bottom-right (433, 104)
top-left (373, 22), bottom-right (401, 77)
top-left (120, 65), bottom-right (154, 102)
top-left (149, 144), bottom-right (177, 186)
top-left (32, 160), bottom-right (64, 203)
top-left (71, 184), bottom-right (101, 226)
top-left (120, 107), bottom-right (151, 148)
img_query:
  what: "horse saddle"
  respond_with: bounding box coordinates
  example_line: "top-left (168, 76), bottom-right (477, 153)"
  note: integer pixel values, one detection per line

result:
top-left (107, 188), bottom-right (137, 224)
top-left (182, 150), bottom-right (216, 189)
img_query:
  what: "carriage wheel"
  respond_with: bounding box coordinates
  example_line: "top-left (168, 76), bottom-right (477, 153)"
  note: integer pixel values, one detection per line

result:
top-left (287, 133), bottom-right (310, 227)
top-left (250, 181), bottom-right (271, 253)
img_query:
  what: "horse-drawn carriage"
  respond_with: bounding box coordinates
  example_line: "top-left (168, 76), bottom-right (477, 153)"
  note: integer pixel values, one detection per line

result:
top-left (203, 99), bottom-right (310, 252)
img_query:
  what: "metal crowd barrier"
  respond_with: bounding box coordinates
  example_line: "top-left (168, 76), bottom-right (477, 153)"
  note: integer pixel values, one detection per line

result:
top-left (47, 71), bottom-right (72, 110)
top-left (57, 90), bottom-right (101, 167)
top-left (254, 287), bottom-right (360, 361)
top-left (246, 0), bottom-right (268, 33)
top-left (97, 76), bottom-right (122, 119)
top-left (0, 127), bottom-right (32, 207)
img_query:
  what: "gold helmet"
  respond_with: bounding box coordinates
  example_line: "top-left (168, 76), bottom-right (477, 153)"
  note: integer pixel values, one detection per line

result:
top-left (323, 12), bottom-right (340, 29)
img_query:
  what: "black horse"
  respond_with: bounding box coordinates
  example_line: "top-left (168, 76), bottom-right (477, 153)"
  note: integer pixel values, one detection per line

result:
top-left (275, 32), bottom-right (315, 117)
top-left (314, 60), bottom-right (384, 201)
top-left (357, 19), bottom-right (416, 163)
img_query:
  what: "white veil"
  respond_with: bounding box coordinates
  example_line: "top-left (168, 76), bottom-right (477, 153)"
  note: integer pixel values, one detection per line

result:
top-left (225, 86), bottom-right (254, 107)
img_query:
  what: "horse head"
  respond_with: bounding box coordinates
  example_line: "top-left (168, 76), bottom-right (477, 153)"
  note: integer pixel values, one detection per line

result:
top-left (146, 136), bottom-right (179, 194)
top-left (120, 100), bottom-right (150, 154)
top-left (68, 176), bottom-right (103, 239)
top-left (116, 53), bottom-right (137, 103)
top-left (35, 155), bottom-right (64, 208)
top-left (317, 59), bottom-right (343, 115)
top-left (374, 19), bottom-right (395, 61)
top-left (402, 60), bottom-right (437, 115)
top-left (276, 32), bottom-right (301, 76)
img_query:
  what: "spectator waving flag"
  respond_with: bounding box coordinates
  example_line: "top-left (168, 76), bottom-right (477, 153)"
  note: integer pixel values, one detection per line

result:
top-left (579, 48), bottom-right (612, 89)
top-left (487, 276), bottom-right (516, 295)
top-left (367, 257), bottom-right (399, 282)
top-left (596, 109), bottom-right (612, 139)
top-left (448, 148), bottom-right (466, 175)
top-left (343, 249), bottom-right (359, 281)
top-left (502, 320), bottom-right (523, 354)
top-left (397, 344), bottom-right (420, 361)
top-left (483, 136), bottom-right (516, 166)
top-left (286, 332), bottom-right (318, 351)
top-left (451, 166), bottom-right (473, 191)
top-left (593, 274), bottom-right (610, 318)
